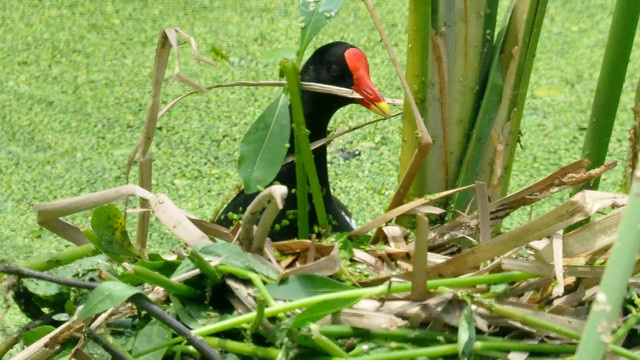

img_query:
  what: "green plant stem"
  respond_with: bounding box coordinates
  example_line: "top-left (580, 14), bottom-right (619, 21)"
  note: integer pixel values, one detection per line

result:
top-left (473, 296), bottom-right (581, 339)
top-left (611, 309), bottom-right (640, 344)
top-left (575, 0), bottom-right (640, 192)
top-left (250, 295), bottom-right (266, 333)
top-left (318, 324), bottom-right (577, 355)
top-left (134, 272), bottom-right (537, 357)
top-left (217, 264), bottom-right (276, 307)
top-left (472, 296), bottom-right (639, 359)
top-left (280, 59), bottom-right (329, 237)
top-left (187, 249), bottom-right (222, 285)
top-left (498, 0), bottom-right (547, 198)
top-left (126, 264), bottom-right (201, 299)
top-left (454, 0), bottom-right (547, 210)
top-left (575, 171), bottom-right (640, 359)
top-left (170, 337), bottom-right (280, 360)
top-left (317, 324), bottom-right (455, 344)
top-left (295, 133), bottom-right (310, 238)
top-left (309, 324), bottom-right (348, 357)
top-left (17, 244), bottom-right (98, 272)
top-left (347, 344), bottom-right (459, 360)
top-left (345, 340), bottom-right (578, 360)
top-left (203, 336), bottom-right (279, 359)
top-left (399, 0), bottom-right (430, 199)
top-left (473, 341), bottom-right (576, 355)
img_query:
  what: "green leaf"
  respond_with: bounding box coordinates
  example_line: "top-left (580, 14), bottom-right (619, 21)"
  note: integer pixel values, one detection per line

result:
top-left (78, 281), bottom-right (143, 319)
top-left (194, 242), bottom-right (279, 280)
top-left (238, 92), bottom-right (291, 193)
top-left (298, 0), bottom-right (345, 62)
top-left (22, 325), bottom-right (56, 346)
top-left (266, 274), bottom-right (353, 301)
top-left (132, 319), bottom-right (172, 360)
top-left (457, 304), bottom-right (475, 360)
top-left (22, 277), bottom-right (69, 311)
top-left (89, 204), bottom-right (140, 262)
top-left (170, 295), bottom-right (219, 329)
top-left (291, 297), bottom-right (360, 329)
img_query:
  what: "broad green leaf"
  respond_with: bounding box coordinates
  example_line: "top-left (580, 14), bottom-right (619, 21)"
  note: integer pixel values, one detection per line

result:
top-left (22, 325), bottom-right (56, 346)
top-left (291, 297), bottom-right (360, 329)
top-left (193, 242), bottom-right (279, 280)
top-left (266, 274), bottom-right (353, 301)
top-left (132, 319), bottom-right (172, 360)
top-left (457, 304), bottom-right (475, 360)
top-left (89, 204), bottom-right (140, 262)
top-left (238, 92), bottom-right (291, 193)
top-left (78, 281), bottom-right (143, 319)
top-left (170, 295), bottom-right (219, 329)
top-left (22, 277), bottom-right (69, 310)
top-left (298, 0), bottom-right (345, 62)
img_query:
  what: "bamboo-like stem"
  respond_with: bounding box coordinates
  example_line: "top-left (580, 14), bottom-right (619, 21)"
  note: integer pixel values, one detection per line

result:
top-left (497, 0), bottom-right (547, 199)
top-left (453, 0), bottom-right (547, 210)
top-left (398, 0), bottom-right (431, 199)
top-left (361, 0), bottom-right (433, 217)
top-left (16, 244), bottom-right (98, 273)
top-left (123, 263), bottom-right (201, 299)
top-left (280, 59), bottom-right (330, 237)
top-left (575, 168), bottom-right (640, 358)
top-left (574, 0), bottom-right (640, 193)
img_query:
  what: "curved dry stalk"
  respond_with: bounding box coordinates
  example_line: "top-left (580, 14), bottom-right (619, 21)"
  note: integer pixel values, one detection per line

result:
top-left (237, 185), bottom-right (288, 253)
top-left (125, 28), bottom-right (218, 250)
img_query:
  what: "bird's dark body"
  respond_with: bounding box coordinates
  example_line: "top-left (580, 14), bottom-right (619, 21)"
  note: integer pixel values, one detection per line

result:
top-left (215, 42), bottom-right (380, 241)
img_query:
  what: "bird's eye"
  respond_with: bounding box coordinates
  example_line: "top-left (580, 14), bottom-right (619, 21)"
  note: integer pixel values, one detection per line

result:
top-left (329, 64), bottom-right (341, 77)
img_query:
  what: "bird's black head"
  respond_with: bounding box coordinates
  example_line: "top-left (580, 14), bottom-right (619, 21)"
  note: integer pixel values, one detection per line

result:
top-left (301, 42), bottom-right (357, 91)
top-left (300, 42), bottom-right (390, 121)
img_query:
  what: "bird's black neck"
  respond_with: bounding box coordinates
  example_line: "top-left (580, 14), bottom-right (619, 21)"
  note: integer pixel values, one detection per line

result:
top-left (282, 90), bottom-right (351, 196)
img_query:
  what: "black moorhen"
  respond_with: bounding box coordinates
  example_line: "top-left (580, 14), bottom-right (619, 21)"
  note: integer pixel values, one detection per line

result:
top-left (215, 42), bottom-right (390, 241)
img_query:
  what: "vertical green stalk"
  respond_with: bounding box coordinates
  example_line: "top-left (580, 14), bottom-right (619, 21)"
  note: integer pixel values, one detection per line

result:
top-left (453, 0), bottom-right (546, 211)
top-left (280, 59), bottom-right (329, 237)
top-left (574, 0), bottom-right (640, 193)
top-left (399, 0), bottom-right (430, 200)
top-left (575, 170), bottom-right (640, 358)
top-left (294, 123), bottom-right (310, 238)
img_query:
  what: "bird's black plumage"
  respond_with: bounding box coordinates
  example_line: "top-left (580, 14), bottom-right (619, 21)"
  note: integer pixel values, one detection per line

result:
top-left (215, 42), bottom-right (389, 241)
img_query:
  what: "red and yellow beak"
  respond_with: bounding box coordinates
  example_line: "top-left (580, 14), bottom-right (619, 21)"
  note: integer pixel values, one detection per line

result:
top-left (344, 47), bottom-right (391, 118)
